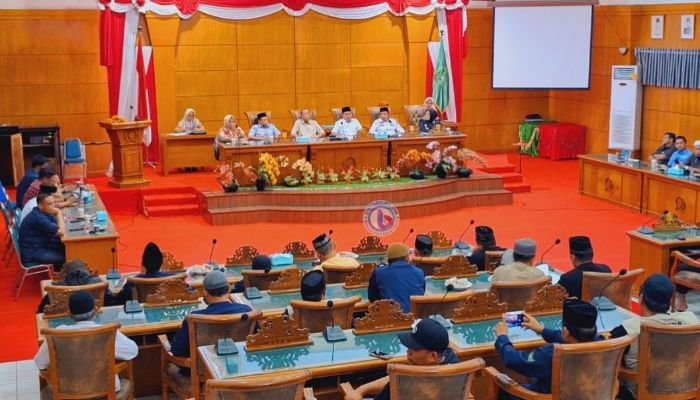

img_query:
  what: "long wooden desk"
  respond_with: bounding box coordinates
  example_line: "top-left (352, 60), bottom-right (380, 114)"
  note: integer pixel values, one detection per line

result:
top-left (61, 185), bottom-right (119, 274)
top-left (160, 132), bottom-right (219, 175)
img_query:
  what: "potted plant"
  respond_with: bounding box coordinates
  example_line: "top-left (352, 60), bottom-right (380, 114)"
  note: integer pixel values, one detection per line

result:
top-left (234, 152), bottom-right (288, 191)
top-left (456, 148), bottom-right (488, 178)
top-left (359, 166), bottom-right (372, 183)
top-left (425, 141), bottom-right (458, 179)
top-left (373, 168), bottom-right (387, 181)
top-left (214, 162), bottom-right (238, 193)
top-left (316, 169), bottom-right (327, 185)
top-left (292, 158), bottom-right (314, 185)
top-left (387, 166), bottom-right (401, 180)
top-left (327, 168), bottom-right (339, 184)
top-left (283, 175), bottom-right (300, 187)
top-left (341, 166), bottom-right (356, 184)
top-left (395, 149), bottom-right (431, 180)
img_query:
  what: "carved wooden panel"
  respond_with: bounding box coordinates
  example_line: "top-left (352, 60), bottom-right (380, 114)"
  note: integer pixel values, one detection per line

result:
top-left (225, 245), bottom-right (260, 266)
top-left (433, 255), bottom-right (478, 278)
top-left (351, 236), bottom-right (388, 255)
top-left (268, 268), bottom-right (304, 294)
top-left (44, 290), bottom-right (71, 317)
top-left (245, 315), bottom-right (312, 352)
top-left (283, 241), bottom-right (316, 260)
top-left (344, 262), bottom-right (376, 289)
top-left (451, 291), bottom-right (507, 323)
top-left (524, 284), bottom-right (569, 315)
top-left (353, 299), bottom-right (414, 335)
top-left (426, 230), bottom-right (453, 248)
top-left (51, 268), bottom-right (99, 283)
top-left (162, 252), bottom-right (185, 272)
top-left (145, 279), bottom-right (200, 306)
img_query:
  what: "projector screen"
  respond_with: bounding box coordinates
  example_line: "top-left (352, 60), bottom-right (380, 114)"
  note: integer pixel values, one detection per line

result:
top-left (492, 6), bottom-right (593, 89)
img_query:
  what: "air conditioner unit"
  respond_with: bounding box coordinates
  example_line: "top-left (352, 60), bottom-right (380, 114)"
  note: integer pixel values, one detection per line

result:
top-left (608, 65), bottom-right (642, 151)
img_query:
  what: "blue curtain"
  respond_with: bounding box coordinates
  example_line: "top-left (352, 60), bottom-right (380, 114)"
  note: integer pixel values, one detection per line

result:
top-left (635, 48), bottom-right (700, 90)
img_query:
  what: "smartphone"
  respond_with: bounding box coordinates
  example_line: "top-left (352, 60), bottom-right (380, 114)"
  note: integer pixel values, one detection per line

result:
top-left (369, 351), bottom-right (392, 360)
top-left (505, 311), bottom-right (524, 328)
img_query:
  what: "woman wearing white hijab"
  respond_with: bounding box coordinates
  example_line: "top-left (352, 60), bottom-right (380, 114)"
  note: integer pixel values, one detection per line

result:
top-left (175, 108), bottom-right (205, 132)
top-left (214, 114), bottom-right (245, 160)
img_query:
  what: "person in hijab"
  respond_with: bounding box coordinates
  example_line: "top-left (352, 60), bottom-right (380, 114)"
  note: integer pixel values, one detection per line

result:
top-left (175, 108), bottom-right (204, 132)
top-left (215, 114), bottom-right (245, 159)
top-left (418, 109), bottom-right (440, 133)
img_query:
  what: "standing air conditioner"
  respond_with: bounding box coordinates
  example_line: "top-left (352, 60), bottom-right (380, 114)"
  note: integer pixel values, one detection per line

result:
top-left (608, 65), bottom-right (642, 151)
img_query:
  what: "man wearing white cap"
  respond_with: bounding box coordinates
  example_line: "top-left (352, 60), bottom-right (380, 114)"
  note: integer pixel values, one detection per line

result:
top-left (683, 139), bottom-right (700, 172)
top-left (491, 238), bottom-right (545, 283)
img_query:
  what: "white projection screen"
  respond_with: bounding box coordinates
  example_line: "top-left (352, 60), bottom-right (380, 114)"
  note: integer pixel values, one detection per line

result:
top-left (492, 5), bottom-right (593, 89)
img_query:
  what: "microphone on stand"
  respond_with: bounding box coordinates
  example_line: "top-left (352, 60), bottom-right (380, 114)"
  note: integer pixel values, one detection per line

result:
top-left (328, 229), bottom-right (334, 237)
top-left (208, 238), bottom-right (217, 266)
top-left (455, 219), bottom-right (475, 249)
top-left (106, 247), bottom-right (120, 280)
top-left (637, 210), bottom-right (668, 234)
top-left (429, 284), bottom-right (454, 328)
top-left (591, 269), bottom-right (628, 311)
top-left (402, 228), bottom-right (415, 244)
top-left (538, 239), bottom-right (561, 266)
top-left (323, 300), bottom-right (347, 342)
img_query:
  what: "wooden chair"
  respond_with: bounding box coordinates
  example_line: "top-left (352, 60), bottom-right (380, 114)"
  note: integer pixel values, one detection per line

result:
top-left (413, 257), bottom-right (447, 277)
top-left (44, 281), bottom-right (109, 316)
top-left (10, 224), bottom-right (54, 299)
top-left (410, 290), bottom-right (473, 320)
top-left (289, 109), bottom-right (317, 121)
top-left (330, 107), bottom-right (356, 121)
top-left (581, 268), bottom-right (644, 310)
top-left (352, 236), bottom-right (388, 256)
top-left (241, 268), bottom-right (285, 291)
top-left (244, 110), bottom-right (273, 128)
top-left (403, 104), bottom-right (427, 127)
top-left (670, 251), bottom-right (700, 310)
top-left (340, 358), bottom-right (485, 400)
top-left (126, 273), bottom-right (187, 303)
top-left (160, 312), bottom-right (262, 400)
top-left (322, 264), bottom-right (359, 284)
top-left (484, 250), bottom-right (505, 272)
top-left (282, 241), bottom-right (316, 260)
top-left (619, 322), bottom-right (700, 400)
top-left (204, 369), bottom-right (313, 400)
top-left (39, 322), bottom-right (134, 400)
top-left (290, 295), bottom-right (361, 333)
top-left (161, 251), bottom-right (186, 273)
top-left (490, 276), bottom-right (552, 311)
top-left (484, 335), bottom-right (635, 400)
top-left (225, 245), bottom-right (260, 267)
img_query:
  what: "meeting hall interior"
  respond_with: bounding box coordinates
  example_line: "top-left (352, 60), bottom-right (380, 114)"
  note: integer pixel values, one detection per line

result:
top-left (1, 0), bottom-right (700, 399)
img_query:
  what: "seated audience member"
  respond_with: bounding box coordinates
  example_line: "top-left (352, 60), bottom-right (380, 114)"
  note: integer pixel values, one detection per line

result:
top-left (175, 108), bottom-right (204, 132)
top-left (493, 300), bottom-right (600, 398)
top-left (284, 270), bottom-right (326, 317)
top-left (118, 242), bottom-right (174, 302)
top-left (23, 168), bottom-right (74, 209)
top-left (609, 274), bottom-right (699, 400)
top-left (21, 184), bottom-right (57, 222)
top-left (674, 260), bottom-right (700, 311)
top-left (34, 291), bottom-right (138, 397)
top-left (331, 106), bottom-right (362, 140)
top-left (649, 132), bottom-right (676, 162)
top-left (291, 108), bottom-right (324, 139)
top-left (418, 109), bottom-right (440, 134)
top-left (683, 140), bottom-right (700, 173)
top-left (248, 112), bottom-right (280, 142)
top-left (313, 233), bottom-right (360, 271)
top-left (368, 243), bottom-right (425, 312)
top-left (467, 226), bottom-right (506, 271)
top-left (491, 238), bottom-right (545, 283)
top-left (37, 259), bottom-right (120, 313)
top-left (667, 135), bottom-right (692, 167)
top-left (232, 254), bottom-right (272, 293)
top-left (16, 154), bottom-right (48, 209)
top-left (558, 236), bottom-right (611, 299)
top-left (19, 192), bottom-right (66, 269)
top-left (413, 234), bottom-right (433, 258)
top-left (344, 318), bottom-right (460, 400)
top-left (369, 107), bottom-right (405, 137)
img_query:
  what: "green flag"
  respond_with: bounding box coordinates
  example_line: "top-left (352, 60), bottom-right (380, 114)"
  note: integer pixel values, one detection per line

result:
top-left (432, 39), bottom-right (450, 113)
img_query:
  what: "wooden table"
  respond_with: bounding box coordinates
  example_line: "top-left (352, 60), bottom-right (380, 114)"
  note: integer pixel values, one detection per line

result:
top-left (219, 142), bottom-right (307, 184)
top-left (61, 186), bottom-right (119, 274)
top-left (390, 135), bottom-right (466, 175)
top-left (159, 133), bottom-right (219, 175)
top-left (309, 139), bottom-right (389, 172)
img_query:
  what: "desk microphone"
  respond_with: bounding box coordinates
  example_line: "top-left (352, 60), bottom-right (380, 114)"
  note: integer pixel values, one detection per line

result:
top-left (429, 284), bottom-right (454, 328)
top-left (106, 247), bottom-right (120, 280)
top-left (637, 210), bottom-right (668, 234)
top-left (208, 238), bottom-right (217, 266)
top-left (591, 269), bottom-right (627, 312)
top-left (323, 300), bottom-right (347, 342)
top-left (455, 219), bottom-right (475, 249)
top-left (402, 228), bottom-right (415, 244)
top-left (538, 239), bottom-right (561, 266)
top-left (328, 229), bottom-right (334, 237)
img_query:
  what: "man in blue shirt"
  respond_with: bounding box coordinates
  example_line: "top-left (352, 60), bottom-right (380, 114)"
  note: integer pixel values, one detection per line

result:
top-left (118, 242), bottom-right (174, 303)
top-left (248, 112), bottom-right (280, 143)
top-left (18, 192), bottom-right (66, 269)
top-left (368, 242), bottom-right (425, 312)
top-left (667, 135), bottom-right (692, 167)
top-left (493, 300), bottom-right (600, 398)
top-left (15, 155), bottom-right (48, 209)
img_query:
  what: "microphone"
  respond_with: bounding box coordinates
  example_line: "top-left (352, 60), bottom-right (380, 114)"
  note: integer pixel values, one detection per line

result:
top-left (591, 269), bottom-right (628, 312)
top-left (402, 228), bottom-right (415, 244)
top-left (455, 219), bottom-right (475, 249)
top-left (538, 238), bottom-right (561, 266)
top-left (328, 229), bottom-right (334, 237)
top-left (216, 315), bottom-right (247, 355)
top-left (208, 238), bottom-right (217, 266)
top-left (323, 300), bottom-right (347, 342)
top-left (429, 284), bottom-right (454, 328)
top-left (106, 247), bottom-right (120, 280)
top-left (637, 210), bottom-right (668, 234)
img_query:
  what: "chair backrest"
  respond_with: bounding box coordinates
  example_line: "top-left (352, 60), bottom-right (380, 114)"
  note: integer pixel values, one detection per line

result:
top-left (241, 269), bottom-right (285, 291)
top-left (226, 245), bottom-right (260, 267)
top-left (490, 276), bottom-right (552, 311)
top-left (41, 322), bottom-right (120, 400)
top-left (581, 269), bottom-right (644, 310)
top-left (388, 358), bottom-right (485, 400)
top-left (161, 251), bottom-right (186, 272)
top-left (551, 335), bottom-right (635, 400)
top-left (330, 107), bottom-right (356, 121)
top-left (636, 322), bottom-right (700, 399)
top-left (410, 290), bottom-right (473, 319)
top-left (126, 273), bottom-right (187, 303)
top-left (204, 369), bottom-right (311, 400)
top-left (322, 264), bottom-right (359, 284)
top-left (290, 296), bottom-right (361, 333)
top-left (45, 281), bottom-right (109, 312)
top-left (64, 138), bottom-right (83, 160)
top-left (244, 111), bottom-right (273, 128)
top-left (403, 105), bottom-right (427, 127)
top-left (289, 109), bottom-right (317, 121)
top-left (484, 251), bottom-right (505, 272)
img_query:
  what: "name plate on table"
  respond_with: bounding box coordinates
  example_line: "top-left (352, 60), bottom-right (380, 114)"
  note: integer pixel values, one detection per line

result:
top-left (270, 253), bottom-right (294, 266)
top-left (95, 210), bottom-right (108, 222)
top-left (668, 167), bottom-right (686, 176)
top-left (374, 132), bottom-right (389, 139)
top-left (295, 136), bottom-right (310, 143)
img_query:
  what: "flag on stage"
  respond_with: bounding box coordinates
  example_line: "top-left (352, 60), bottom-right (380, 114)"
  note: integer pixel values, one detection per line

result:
top-left (135, 34), bottom-right (150, 146)
top-left (431, 37), bottom-right (450, 115)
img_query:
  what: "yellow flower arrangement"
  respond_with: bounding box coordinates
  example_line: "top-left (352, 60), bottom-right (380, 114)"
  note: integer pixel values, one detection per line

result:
top-left (257, 152), bottom-right (288, 186)
top-left (292, 158), bottom-right (314, 185)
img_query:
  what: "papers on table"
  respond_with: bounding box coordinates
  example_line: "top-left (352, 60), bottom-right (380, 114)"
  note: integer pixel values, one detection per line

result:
top-left (167, 132), bottom-right (189, 136)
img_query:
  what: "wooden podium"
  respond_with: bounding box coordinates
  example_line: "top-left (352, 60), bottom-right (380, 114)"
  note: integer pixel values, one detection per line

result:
top-left (100, 120), bottom-right (151, 188)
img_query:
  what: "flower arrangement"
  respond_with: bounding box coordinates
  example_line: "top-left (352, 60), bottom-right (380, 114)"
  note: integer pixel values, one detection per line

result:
top-left (108, 115), bottom-right (126, 123)
top-left (292, 158), bottom-right (314, 185)
top-left (214, 161), bottom-right (238, 191)
top-left (373, 168), bottom-right (387, 180)
top-left (316, 169), bottom-right (327, 185)
top-left (359, 166), bottom-right (372, 182)
top-left (327, 168), bottom-right (339, 184)
top-left (424, 141), bottom-right (458, 177)
top-left (456, 148), bottom-right (488, 169)
top-left (341, 166), bottom-right (356, 183)
top-left (234, 153), bottom-right (288, 185)
top-left (387, 166), bottom-right (401, 180)
top-left (395, 149), bottom-right (432, 175)
top-left (233, 161), bottom-right (258, 183)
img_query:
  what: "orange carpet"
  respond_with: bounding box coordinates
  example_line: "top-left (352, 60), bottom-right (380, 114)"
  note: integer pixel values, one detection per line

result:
top-left (0, 154), bottom-right (649, 362)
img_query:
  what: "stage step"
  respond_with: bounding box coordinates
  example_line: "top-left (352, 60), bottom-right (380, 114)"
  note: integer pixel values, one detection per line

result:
top-left (499, 172), bottom-right (524, 184)
top-left (144, 203), bottom-right (200, 218)
top-left (142, 187), bottom-right (200, 218)
top-left (142, 193), bottom-right (198, 207)
top-left (505, 182), bottom-right (531, 193)
top-left (476, 153), bottom-right (530, 194)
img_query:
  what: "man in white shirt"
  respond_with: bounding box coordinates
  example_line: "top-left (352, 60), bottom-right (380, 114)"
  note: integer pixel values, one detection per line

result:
top-left (291, 108), bottom-right (325, 139)
top-left (492, 238), bottom-right (546, 283)
top-left (312, 233), bottom-right (359, 271)
top-left (34, 291), bottom-right (138, 397)
top-left (369, 106), bottom-right (405, 137)
top-left (331, 106), bottom-right (363, 140)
